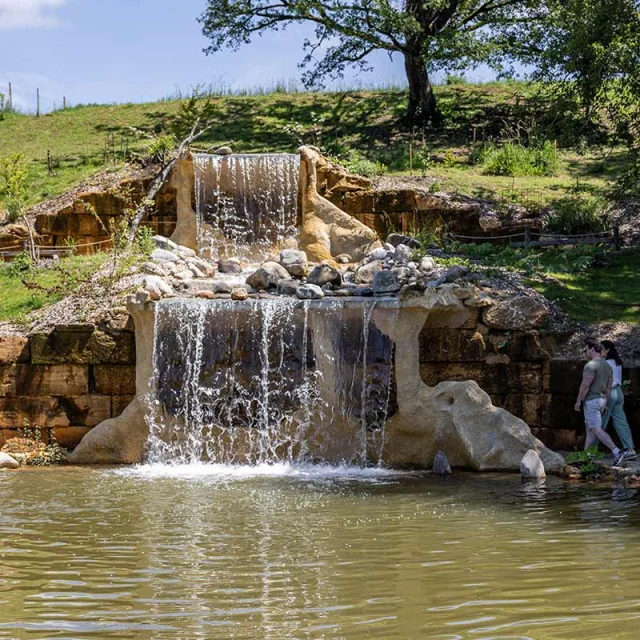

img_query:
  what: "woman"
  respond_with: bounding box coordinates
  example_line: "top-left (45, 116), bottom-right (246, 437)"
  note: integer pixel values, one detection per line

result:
top-left (601, 339), bottom-right (636, 459)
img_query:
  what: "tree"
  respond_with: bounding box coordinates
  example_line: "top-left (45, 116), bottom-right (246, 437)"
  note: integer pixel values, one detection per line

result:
top-left (199, 0), bottom-right (545, 125)
top-left (519, 0), bottom-right (640, 126)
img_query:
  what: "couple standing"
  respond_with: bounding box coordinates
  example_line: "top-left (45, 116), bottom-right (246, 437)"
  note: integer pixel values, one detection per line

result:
top-left (575, 340), bottom-right (635, 467)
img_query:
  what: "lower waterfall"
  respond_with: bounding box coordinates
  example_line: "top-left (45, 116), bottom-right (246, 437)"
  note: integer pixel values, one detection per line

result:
top-left (144, 298), bottom-right (397, 466)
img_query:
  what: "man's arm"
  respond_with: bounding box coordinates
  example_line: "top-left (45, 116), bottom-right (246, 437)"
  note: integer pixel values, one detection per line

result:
top-left (575, 373), bottom-right (595, 411)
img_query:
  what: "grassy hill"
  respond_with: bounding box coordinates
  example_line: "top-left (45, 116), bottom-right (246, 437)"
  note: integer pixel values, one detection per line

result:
top-left (0, 82), bottom-right (629, 212)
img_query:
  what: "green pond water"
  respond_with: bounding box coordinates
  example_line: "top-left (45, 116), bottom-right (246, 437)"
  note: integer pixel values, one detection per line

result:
top-left (2, 464), bottom-right (640, 639)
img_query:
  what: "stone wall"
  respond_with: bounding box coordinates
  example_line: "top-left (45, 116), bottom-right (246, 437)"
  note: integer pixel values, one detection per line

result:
top-left (34, 178), bottom-right (178, 254)
top-left (0, 326), bottom-right (136, 449)
top-left (419, 322), bottom-right (640, 450)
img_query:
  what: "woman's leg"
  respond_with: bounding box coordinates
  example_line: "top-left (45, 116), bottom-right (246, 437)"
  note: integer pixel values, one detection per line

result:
top-left (610, 387), bottom-right (634, 450)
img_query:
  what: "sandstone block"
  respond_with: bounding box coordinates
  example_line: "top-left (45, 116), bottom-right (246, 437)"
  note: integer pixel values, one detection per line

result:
top-left (0, 397), bottom-right (71, 428)
top-left (51, 427), bottom-right (92, 450)
top-left (112, 395), bottom-right (135, 417)
top-left (483, 296), bottom-right (548, 330)
top-left (30, 329), bottom-right (135, 365)
top-left (419, 329), bottom-right (487, 362)
top-left (549, 359), bottom-right (583, 395)
top-left (93, 365), bottom-right (136, 395)
top-left (0, 335), bottom-right (30, 364)
top-left (1, 364), bottom-right (89, 396)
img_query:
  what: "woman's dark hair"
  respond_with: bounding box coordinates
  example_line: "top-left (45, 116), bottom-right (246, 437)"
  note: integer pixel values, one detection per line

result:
top-left (601, 339), bottom-right (623, 366)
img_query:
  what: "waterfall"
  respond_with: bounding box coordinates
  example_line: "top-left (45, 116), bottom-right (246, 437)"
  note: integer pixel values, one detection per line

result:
top-left (145, 298), bottom-right (397, 466)
top-left (193, 153), bottom-right (300, 261)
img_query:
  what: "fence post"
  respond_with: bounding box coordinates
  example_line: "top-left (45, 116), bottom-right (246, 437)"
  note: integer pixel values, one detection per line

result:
top-left (613, 225), bottom-right (620, 251)
top-left (524, 227), bottom-right (531, 249)
top-left (36, 88), bottom-right (40, 117)
top-left (8, 82), bottom-right (12, 110)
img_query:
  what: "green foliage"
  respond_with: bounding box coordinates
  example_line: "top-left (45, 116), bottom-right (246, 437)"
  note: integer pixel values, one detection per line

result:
top-left (566, 446), bottom-right (606, 475)
top-left (6, 251), bottom-right (33, 279)
top-left (0, 153), bottom-right (28, 222)
top-left (530, 248), bottom-right (640, 324)
top-left (546, 195), bottom-right (605, 235)
top-left (445, 75), bottom-right (468, 86)
top-left (475, 140), bottom-right (558, 177)
top-left (145, 134), bottom-right (176, 165)
top-left (615, 155), bottom-right (640, 197)
top-left (444, 240), bottom-right (605, 275)
top-left (342, 149), bottom-right (386, 177)
top-left (170, 91), bottom-right (218, 141)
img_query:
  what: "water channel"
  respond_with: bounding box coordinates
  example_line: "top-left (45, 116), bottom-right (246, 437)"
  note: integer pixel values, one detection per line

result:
top-left (2, 466), bottom-right (640, 639)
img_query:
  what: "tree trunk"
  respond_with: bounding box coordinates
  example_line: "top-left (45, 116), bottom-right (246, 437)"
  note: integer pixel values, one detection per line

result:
top-left (404, 52), bottom-right (439, 125)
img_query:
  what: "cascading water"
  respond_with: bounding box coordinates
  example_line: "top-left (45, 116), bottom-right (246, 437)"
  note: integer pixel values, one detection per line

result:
top-left (145, 298), bottom-right (397, 466)
top-left (193, 153), bottom-right (299, 261)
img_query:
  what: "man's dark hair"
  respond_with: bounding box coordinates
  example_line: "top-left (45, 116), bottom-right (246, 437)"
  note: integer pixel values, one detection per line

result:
top-left (586, 340), bottom-right (603, 353)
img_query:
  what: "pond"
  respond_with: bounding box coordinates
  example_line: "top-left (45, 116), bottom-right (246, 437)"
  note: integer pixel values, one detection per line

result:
top-left (2, 465), bottom-right (640, 639)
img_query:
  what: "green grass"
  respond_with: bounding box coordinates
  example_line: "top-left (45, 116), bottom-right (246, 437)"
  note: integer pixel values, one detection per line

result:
top-left (0, 81), bottom-right (627, 210)
top-left (530, 249), bottom-right (640, 324)
top-left (0, 254), bottom-right (108, 323)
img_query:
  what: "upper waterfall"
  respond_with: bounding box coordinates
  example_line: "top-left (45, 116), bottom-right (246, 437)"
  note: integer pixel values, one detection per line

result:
top-left (193, 153), bottom-right (300, 261)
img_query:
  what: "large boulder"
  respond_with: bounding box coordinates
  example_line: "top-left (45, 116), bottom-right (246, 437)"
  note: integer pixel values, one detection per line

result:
top-left (297, 284), bottom-right (325, 300)
top-left (0, 451), bottom-right (20, 469)
top-left (372, 270), bottom-right (401, 295)
top-left (246, 261), bottom-right (290, 290)
top-left (483, 296), bottom-right (548, 330)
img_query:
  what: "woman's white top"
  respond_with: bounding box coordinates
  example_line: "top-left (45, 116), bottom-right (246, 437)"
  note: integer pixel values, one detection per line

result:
top-left (607, 359), bottom-right (623, 387)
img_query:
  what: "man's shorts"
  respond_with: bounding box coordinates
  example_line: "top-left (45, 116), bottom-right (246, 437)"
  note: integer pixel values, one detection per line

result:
top-left (584, 397), bottom-right (606, 428)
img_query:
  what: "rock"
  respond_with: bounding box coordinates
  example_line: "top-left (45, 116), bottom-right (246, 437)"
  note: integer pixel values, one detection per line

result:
top-left (419, 256), bottom-right (435, 272)
top-left (465, 292), bottom-right (494, 308)
top-left (143, 275), bottom-right (173, 300)
top-left (386, 232), bottom-right (422, 249)
top-left (186, 256), bottom-right (215, 276)
top-left (433, 451), bottom-right (451, 475)
top-left (368, 247), bottom-right (389, 261)
top-left (196, 290), bottom-right (215, 299)
top-left (176, 245), bottom-right (196, 258)
top-left (307, 264), bottom-right (342, 288)
top-left (151, 248), bottom-right (180, 264)
top-left (392, 267), bottom-right (411, 281)
top-left (297, 284), bottom-right (325, 300)
top-left (355, 260), bottom-right (383, 285)
top-left (246, 261), bottom-right (290, 290)
top-left (383, 243), bottom-right (396, 252)
top-left (482, 296), bottom-right (548, 330)
top-left (0, 451), bottom-right (20, 469)
top-left (231, 288), bottom-right (249, 301)
top-left (183, 279), bottom-right (233, 294)
top-left (140, 261), bottom-right (166, 276)
top-left (218, 258), bottom-right (243, 274)
top-left (336, 254), bottom-right (352, 264)
top-left (279, 249), bottom-right (309, 278)
top-left (372, 271), bottom-right (401, 295)
top-left (520, 449), bottom-right (546, 478)
top-left (214, 146), bottom-right (232, 155)
top-left (275, 279), bottom-right (300, 296)
top-left (188, 265), bottom-right (206, 279)
top-left (354, 287), bottom-right (374, 297)
top-left (436, 265), bottom-right (468, 285)
top-left (394, 243), bottom-right (413, 263)
top-left (152, 235), bottom-right (178, 252)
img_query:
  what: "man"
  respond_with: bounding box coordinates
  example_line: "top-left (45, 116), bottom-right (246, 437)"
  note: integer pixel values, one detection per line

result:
top-left (575, 341), bottom-right (629, 466)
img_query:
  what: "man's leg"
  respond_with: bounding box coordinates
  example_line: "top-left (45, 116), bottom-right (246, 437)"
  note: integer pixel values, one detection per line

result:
top-left (584, 427), bottom-right (598, 450)
top-left (590, 426), bottom-right (619, 453)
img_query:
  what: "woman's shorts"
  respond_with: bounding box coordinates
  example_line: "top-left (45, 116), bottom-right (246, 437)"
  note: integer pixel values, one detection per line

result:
top-left (584, 397), bottom-right (606, 428)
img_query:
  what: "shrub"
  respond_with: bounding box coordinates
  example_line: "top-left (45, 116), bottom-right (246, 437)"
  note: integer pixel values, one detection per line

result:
top-left (342, 150), bottom-right (386, 177)
top-left (475, 140), bottom-right (558, 177)
top-left (0, 153), bottom-right (28, 222)
top-left (546, 195), bottom-right (605, 235)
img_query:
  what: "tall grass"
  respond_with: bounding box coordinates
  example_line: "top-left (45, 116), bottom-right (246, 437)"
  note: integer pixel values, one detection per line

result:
top-left (473, 140), bottom-right (559, 177)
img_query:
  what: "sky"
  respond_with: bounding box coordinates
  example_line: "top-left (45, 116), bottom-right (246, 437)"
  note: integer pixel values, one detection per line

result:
top-left (0, 0), bottom-right (495, 113)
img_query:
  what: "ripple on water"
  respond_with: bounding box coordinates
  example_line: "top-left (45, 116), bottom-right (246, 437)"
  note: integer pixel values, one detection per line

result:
top-left (2, 469), bottom-right (640, 638)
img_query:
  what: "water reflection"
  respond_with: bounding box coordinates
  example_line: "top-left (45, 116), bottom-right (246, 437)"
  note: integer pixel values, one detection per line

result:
top-left (2, 468), bottom-right (640, 638)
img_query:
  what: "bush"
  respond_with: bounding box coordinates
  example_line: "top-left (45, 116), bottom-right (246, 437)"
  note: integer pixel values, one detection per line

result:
top-left (546, 195), bottom-right (605, 235)
top-left (475, 140), bottom-right (559, 177)
top-left (342, 150), bottom-right (386, 177)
